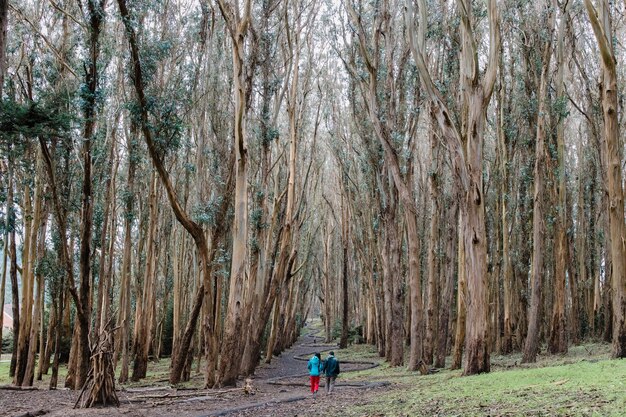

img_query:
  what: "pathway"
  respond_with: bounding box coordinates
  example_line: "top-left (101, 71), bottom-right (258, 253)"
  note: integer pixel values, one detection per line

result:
top-left (2, 324), bottom-right (388, 417)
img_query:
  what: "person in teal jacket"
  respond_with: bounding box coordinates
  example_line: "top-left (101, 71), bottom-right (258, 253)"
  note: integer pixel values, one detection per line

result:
top-left (322, 351), bottom-right (340, 394)
top-left (307, 352), bottom-right (322, 394)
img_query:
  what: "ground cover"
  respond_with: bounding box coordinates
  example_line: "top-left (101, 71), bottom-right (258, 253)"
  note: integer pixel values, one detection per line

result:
top-left (1, 328), bottom-right (625, 416)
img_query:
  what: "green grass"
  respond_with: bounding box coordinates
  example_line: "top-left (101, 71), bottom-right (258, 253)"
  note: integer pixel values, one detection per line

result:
top-left (0, 356), bottom-right (68, 386)
top-left (332, 344), bottom-right (626, 416)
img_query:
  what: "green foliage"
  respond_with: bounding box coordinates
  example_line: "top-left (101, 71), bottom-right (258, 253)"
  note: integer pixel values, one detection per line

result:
top-left (0, 100), bottom-right (71, 139)
top-left (193, 195), bottom-right (224, 226)
top-left (250, 207), bottom-right (265, 231)
top-left (1, 330), bottom-right (12, 354)
top-left (552, 95), bottom-right (570, 121)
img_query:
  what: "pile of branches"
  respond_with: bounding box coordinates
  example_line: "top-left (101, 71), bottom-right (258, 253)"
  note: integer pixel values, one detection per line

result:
top-left (74, 328), bottom-right (119, 408)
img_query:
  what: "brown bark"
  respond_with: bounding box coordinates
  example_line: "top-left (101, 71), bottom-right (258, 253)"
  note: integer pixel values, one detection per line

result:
top-left (117, 129), bottom-right (136, 384)
top-left (95, 135), bottom-right (117, 334)
top-left (0, 157), bottom-right (10, 356)
top-left (497, 60), bottom-right (514, 355)
top-left (40, 302), bottom-right (55, 377)
top-left (324, 229), bottom-right (332, 342)
top-left (49, 280), bottom-right (65, 390)
top-left (425, 124), bottom-right (441, 365)
top-left (435, 197), bottom-right (458, 368)
top-left (407, 0), bottom-right (498, 375)
top-left (583, 0), bottom-right (626, 358)
top-left (265, 299), bottom-right (280, 363)
top-left (132, 174), bottom-right (158, 381)
top-left (340, 190), bottom-right (350, 349)
top-left (9, 214), bottom-right (19, 378)
top-left (14, 180), bottom-right (35, 387)
top-left (0, 0), bottom-right (8, 97)
top-left (451, 223), bottom-right (466, 370)
top-left (380, 213), bottom-right (393, 362)
top-left (523, 0), bottom-right (556, 364)
top-left (23, 219), bottom-right (46, 387)
top-left (214, 0), bottom-right (253, 387)
top-left (345, 0), bottom-right (422, 369)
top-left (549, 3), bottom-right (569, 355)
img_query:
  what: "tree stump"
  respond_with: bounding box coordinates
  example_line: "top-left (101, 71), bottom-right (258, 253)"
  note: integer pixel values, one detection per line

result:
top-left (74, 329), bottom-right (119, 408)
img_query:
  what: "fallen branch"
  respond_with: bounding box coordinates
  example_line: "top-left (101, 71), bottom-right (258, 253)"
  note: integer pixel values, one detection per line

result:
top-left (13, 410), bottom-right (48, 417)
top-left (0, 385), bottom-right (39, 391)
top-left (122, 386), bottom-right (172, 393)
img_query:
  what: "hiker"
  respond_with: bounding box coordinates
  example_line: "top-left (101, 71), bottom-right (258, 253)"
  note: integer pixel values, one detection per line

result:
top-left (307, 352), bottom-right (322, 394)
top-left (322, 351), bottom-right (340, 394)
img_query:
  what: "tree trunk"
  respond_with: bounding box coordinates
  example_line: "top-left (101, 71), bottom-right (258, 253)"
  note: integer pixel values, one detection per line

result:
top-left (340, 191), bottom-right (349, 349)
top-left (214, 0), bottom-right (253, 387)
top-left (14, 180), bottom-right (35, 386)
top-left (117, 131), bottom-right (135, 383)
top-left (497, 66), bottom-right (514, 355)
top-left (23, 219), bottom-right (47, 386)
top-left (0, 156), bottom-right (10, 356)
top-left (132, 174), bottom-right (158, 381)
top-left (425, 126), bottom-right (441, 365)
top-left (583, 0), bottom-right (626, 358)
top-left (9, 218), bottom-right (19, 378)
top-left (407, 0), bottom-right (498, 375)
top-left (523, 1), bottom-right (556, 363)
top-left (549, 4), bottom-right (569, 355)
top-left (41, 301), bottom-right (55, 377)
top-left (435, 197), bottom-right (458, 368)
top-left (452, 223), bottom-right (466, 370)
top-left (49, 283), bottom-right (65, 390)
top-left (324, 230), bottom-right (332, 342)
top-left (460, 99), bottom-right (490, 375)
top-left (0, 0), bottom-right (8, 97)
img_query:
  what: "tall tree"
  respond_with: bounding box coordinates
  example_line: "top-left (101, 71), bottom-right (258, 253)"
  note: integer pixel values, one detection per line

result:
top-left (345, 0), bottom-right (423, 370)
top-left (523, 0), bottom-right (557, 364)
top-left (215, 0), bottom-right (253, 387)
top-left (407, 0), bottom-right (499, 374)
top-left (583, 0), bottom-right (626, 359)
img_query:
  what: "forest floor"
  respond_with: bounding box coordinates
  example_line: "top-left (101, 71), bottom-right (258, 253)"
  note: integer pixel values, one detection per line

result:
top-left (2, 325), bottom-right (626, 416)
top-left (0, 321), bottom-right (388, 417)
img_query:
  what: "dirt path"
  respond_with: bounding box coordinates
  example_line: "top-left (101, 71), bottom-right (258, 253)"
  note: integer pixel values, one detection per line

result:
top-left (2, 326), bottom-right (388, 417)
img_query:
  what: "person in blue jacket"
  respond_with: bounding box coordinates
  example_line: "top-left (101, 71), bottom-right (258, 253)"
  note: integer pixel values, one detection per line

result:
top-left (307, 352), bottom-right (322, 394)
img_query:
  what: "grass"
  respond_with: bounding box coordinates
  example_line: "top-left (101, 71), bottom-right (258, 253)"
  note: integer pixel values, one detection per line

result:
top-left (0, 355), bottom-right (172, 388)
top-left (0, 356), bottom-right (69, 386)
top-left (331, 341), bottom-right (626, 416)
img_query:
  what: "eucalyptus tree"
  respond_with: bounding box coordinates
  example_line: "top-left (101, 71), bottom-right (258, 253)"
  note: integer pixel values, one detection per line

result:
top-left (115, 0), bottom-right (233, 387)
top-left (214, 0), bottom-right (254, 387)
top-left (584, 0), bottom-right (626, 358)
top-left (0, 0), bottom-right (6, 97)
top-left (548, 0), bottom-right (570, 355)
top-left (238, 0), bottom-right (284, 376)
top-left (344, 0), bottom-right (424, 370)
top-left (10, 0), bottom-right (108, 390)
top-left (406, 0), bottom-right (499, 374)
top-left (522, 0), bottom-right (558, 364)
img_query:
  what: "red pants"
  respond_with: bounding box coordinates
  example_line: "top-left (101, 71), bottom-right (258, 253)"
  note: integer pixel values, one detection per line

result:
top-left (310, 376), bottom-right (320, 393)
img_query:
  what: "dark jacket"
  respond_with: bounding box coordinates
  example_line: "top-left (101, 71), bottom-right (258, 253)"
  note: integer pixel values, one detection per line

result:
top-left (322, 355), bottom-right (340, 377)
